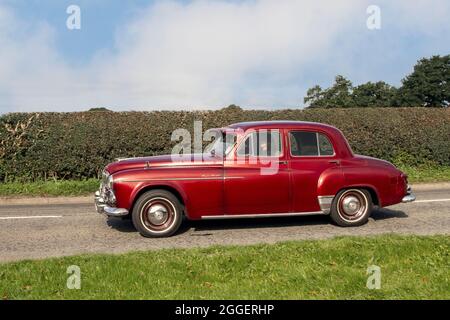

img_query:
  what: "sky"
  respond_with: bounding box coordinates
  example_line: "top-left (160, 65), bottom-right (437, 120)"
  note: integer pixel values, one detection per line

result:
top-left (0, 0), bottom-right (449, 113)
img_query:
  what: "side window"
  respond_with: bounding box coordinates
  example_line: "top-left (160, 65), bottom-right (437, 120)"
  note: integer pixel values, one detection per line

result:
top-left (289, 131), bottom-right (334, 157)
top-left (237, 132), bottom-right (257, 156)
top-left (237, 130), bottom-right (282, 157)
top-left (318, 133), bottom-right (334, 156)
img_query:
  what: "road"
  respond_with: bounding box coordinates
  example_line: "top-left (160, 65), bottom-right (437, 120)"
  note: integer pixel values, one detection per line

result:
top-left (0, 187), bottom-right (449, 263)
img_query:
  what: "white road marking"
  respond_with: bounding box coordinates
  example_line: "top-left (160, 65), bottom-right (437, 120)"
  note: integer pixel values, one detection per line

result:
top-left (0, 198), bottom-right (448, 220)
top-left (415, 199), bottom-right (450, 203)
top-left (0, 215), bottom-right (63, 220)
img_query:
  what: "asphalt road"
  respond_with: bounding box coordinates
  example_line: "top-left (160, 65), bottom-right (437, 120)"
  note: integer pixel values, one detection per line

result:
top-left (0, 188), bottom-right (449, 263)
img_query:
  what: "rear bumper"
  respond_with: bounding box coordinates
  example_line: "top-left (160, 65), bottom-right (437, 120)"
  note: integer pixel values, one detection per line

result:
top-left (95, 191), bottom-right (129, 217)
top-left (402, 185), bottom-right (416, 203)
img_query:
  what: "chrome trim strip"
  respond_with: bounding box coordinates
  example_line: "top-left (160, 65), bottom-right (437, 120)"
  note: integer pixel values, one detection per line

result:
top-left (119, 177), bottom-right (244, 183)
top-left (201, 211), bottom-right (325, 220)
top-left (146, 164), bottom-right (224, 169)
top-left (121, 177), bottom-right (220, 182)
top-left (115, 157), bottom-right (136, 162)
top-left (318, 195), bottom-right (335, 214)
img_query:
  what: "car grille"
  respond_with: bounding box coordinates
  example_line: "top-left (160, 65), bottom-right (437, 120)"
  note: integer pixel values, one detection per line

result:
top-left (99, 169), bottom-right (116, 206)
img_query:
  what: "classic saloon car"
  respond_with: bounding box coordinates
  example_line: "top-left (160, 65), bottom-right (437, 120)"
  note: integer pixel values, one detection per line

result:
top-left (95, 121), bottom-right (415, 237)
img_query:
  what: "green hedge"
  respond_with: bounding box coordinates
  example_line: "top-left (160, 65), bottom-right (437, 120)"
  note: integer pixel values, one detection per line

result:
top-left (0, 107), bottom-right (449, 181)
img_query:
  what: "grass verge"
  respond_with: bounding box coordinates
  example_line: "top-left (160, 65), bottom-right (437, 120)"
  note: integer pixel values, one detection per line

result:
top-left (398, 165), bottom-right (450, 183)
top-left (0, 179), bottom-right (99, 197)
top-left (0, 235), bottom-right (448, 300)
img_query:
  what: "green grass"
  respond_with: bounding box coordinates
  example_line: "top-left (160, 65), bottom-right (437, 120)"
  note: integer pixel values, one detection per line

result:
top-left (0, 166), bottom-right (449, 197)
top-left (398, 165), bottom-right (450, 183)
top-left (0, 235), bottom-right (448, 300)
top-left (0, 179), bottom-right (99, 197)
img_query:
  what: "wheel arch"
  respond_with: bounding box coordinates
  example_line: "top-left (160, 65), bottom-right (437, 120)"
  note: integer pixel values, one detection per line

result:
top-left (130, 183), bottom-right (187, 218)
top-left (335, 185), bottom-right (380, 206)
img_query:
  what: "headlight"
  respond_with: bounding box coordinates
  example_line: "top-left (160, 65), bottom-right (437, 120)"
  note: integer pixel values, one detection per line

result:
top-left (106, 174), bottom-right (114, 190)
top-left (102, 170), bottom-right (109, 185)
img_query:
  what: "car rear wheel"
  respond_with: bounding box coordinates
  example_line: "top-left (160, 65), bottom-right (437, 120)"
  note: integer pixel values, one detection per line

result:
top-left (132, 190), bottom-right (183, 238)
top-left (330, 189), bottom-right (372, 227)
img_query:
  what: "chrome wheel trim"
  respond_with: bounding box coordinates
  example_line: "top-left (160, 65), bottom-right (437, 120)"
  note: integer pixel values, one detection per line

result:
top-left (342, 196), bottom-right (361, 216)
top-left (147, 204), bottom-right (169, 226)
top-left (140, 197), bottom-right (177, 233)
top-left (337, 189), bottom-right (368, 223)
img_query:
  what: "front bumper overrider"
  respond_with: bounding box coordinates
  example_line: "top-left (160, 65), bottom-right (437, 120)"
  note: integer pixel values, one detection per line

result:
top-left (94, 190), bottom-right (128, 217)
top-left (401, 185), bottom-right (416, 203)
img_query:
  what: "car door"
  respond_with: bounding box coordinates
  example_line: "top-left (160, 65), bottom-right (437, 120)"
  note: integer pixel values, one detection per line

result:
top-left (288, 130), bottom-right (340, 213)
top-left (224, 129), bottom-right (291, 215)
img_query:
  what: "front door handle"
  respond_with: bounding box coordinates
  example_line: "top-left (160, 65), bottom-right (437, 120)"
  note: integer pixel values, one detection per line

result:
top-left (329, 160), bottom-right (340, 165)
top-left (279, 161), bottom-right (288, 165)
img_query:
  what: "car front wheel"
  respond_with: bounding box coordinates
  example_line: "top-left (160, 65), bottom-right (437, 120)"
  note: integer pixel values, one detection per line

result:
top-left (132, 190), bottom-right (183, 237)
top-left (330, 188), bottom-right (372, 227)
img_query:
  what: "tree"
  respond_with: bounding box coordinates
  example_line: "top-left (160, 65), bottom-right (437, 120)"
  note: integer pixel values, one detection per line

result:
top-left (304, 75), bottom-right (355, 108)
top-left (397, 55), bottom-right (450, 107)
top-left (221, 104), bottom-right (243, 112)
top-left (352, 81), bottom-right (397, 107)
top-left (88, 107), bottom-right (112, 112)
top-left (304, 85), bottom-right (325, 107)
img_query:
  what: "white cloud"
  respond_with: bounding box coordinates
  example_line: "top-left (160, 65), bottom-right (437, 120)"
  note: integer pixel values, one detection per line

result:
top-left (387, 0), bottom-right (450, 34)
top-left (0, 0), bottom-right (449, 112)
top-left (98, 0), bottom-right (367, 108)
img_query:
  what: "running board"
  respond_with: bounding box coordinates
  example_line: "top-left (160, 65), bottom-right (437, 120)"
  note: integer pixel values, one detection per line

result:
top-left (201, 211), bottom-right (326, 220)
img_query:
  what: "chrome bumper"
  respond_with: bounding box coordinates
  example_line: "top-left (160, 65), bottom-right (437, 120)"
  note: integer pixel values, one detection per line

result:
top-left (95, 191), bottom-right (129, 217)
top-left (402, 185), bottom-right (416, 203)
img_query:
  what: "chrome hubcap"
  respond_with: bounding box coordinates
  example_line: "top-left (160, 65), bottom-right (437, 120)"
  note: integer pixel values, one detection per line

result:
top-left (342, 196), bottom-right (361, 216)
top-left (141, 197), bottom-right (176, 232)
top-left (147, 204), bottom-right (169, 225)
top-left (338, 190), bottom-right (367, 221)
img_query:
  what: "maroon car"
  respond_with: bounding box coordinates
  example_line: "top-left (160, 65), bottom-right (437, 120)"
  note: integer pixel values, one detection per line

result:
top-left (95, 121), bottom-right (415, 237)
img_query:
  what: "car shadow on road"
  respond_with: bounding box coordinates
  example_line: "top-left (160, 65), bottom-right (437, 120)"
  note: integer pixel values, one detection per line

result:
top-left (371, 207), bottom-right (408, 220)
top-left (187, 207), bottom-right (409, 234)
top-left (104, 207), bottom-right (408, 235)
top-left (106, 217), bottom-right (136, 233)
top-left (187, 215), bottom-right (330, 234)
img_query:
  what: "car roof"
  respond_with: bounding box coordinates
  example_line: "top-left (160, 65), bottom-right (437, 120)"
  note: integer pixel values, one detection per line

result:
top-left (227, 120), bottom-right (338, 131)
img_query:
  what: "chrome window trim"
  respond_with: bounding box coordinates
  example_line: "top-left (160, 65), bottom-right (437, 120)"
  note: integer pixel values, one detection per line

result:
top-left (288, 130), bottom-right (336, 158)
top-left (316, 132), bottom-right (321, 156)
top-left (204, 130), bottom-right (237, 157)
top-left (235, 129), bottom-right (284, 158)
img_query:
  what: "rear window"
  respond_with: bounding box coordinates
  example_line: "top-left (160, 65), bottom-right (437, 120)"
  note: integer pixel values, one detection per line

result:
top-left (289, 131), bottom-right (334, 157)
